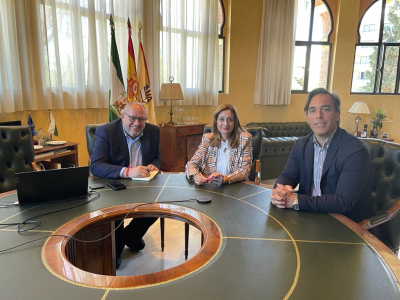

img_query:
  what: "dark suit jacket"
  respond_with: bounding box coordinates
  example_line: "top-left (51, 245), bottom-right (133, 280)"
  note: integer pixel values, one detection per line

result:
top-left (275, 128), bottom-right (375, 223)
top-left (90, 118), bottom-right (161, 179)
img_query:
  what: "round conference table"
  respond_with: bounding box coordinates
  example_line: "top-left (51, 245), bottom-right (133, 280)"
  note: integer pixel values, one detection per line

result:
top-left (0, 174), bottom-right (399, 300)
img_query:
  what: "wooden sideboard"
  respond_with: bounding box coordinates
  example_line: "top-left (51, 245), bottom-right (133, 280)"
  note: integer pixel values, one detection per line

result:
top-left (34, 142), bottom-right (79, 169)
top-left (160, 124), bottom-right (206, 172)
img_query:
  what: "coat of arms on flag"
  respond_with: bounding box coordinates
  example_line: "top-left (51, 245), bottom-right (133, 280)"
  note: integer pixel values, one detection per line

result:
top-left (108, 15), bottom-right (127, 121)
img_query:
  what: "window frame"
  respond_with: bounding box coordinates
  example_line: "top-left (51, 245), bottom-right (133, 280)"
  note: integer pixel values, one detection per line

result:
top-left (291, 0), bottom-right (334, 94)
top-left (350, 0), bottom-right (400, 95)
top-left (218, 0), bottom-right (226, 93)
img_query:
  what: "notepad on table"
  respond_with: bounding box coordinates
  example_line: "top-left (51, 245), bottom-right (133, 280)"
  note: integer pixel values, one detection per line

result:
top-left (131, 170), bottom-right (158, 181)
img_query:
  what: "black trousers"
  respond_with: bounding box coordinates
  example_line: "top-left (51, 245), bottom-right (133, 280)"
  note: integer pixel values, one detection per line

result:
top-left (115, 217), bottom-right (158, 258)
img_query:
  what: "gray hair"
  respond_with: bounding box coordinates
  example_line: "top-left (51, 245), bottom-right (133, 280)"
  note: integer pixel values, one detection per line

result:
top-left (124, 101), bottom-right (147, 115)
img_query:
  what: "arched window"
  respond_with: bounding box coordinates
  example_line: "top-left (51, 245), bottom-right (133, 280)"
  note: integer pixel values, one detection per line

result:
top-left (351, 0), bottom-right (400, 94)
top-left (291, 0), bottom-right (333, 93)
top-left (218, 0), bottom-right (226, 93)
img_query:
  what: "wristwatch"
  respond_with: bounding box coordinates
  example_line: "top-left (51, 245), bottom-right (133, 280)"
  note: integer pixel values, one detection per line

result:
top-left (291, 194), bottom-right (299, 211)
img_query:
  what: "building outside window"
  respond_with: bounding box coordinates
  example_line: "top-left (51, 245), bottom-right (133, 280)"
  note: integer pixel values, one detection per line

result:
top-left (351, 0), bottom-right (400, 94)
top-left (291, 0), bottom-right (333, 93)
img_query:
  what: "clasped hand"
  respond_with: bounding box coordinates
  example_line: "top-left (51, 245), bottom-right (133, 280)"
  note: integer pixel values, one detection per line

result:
top-left (270, 184), bottom-right (296, 209)
top-left (194, 172), bottom-right (223, 186)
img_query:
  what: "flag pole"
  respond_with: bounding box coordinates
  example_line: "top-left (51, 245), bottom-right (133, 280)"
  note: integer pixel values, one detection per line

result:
top-left (48, 109), bottom-right (52, 140)
top-left (138, 20), bottom-right (142, 43)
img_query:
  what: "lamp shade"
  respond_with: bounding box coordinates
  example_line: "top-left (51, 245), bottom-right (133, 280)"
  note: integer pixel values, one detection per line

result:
top-left (159, 83), bottom-right (183, 100)
top-left (348, 102), bottom-right (371, 114)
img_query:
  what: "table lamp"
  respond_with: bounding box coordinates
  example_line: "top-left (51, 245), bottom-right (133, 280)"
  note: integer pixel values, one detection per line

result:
top-left (159, 77), bottom-right (183, 125)
top-left (348, 101), bottom-right (371, 136)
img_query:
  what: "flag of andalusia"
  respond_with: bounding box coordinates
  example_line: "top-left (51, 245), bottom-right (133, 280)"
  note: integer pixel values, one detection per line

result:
top-left (109, 15), bottom-right (126, 122)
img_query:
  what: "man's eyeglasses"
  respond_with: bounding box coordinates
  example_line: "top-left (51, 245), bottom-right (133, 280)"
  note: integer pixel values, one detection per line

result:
top-left (124, 112), bottom-right (148, 123)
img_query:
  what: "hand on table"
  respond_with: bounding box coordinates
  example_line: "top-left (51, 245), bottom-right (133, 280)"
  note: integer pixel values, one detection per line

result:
top-left (146, 164), bottom-right (159, 172)
top-left (271, 184), bottom-right (296, 209)
top-left (194, 173), bottom-right (208, 185)
top-left (206, 172), bottom-right (224, 184)
top-left (129, 166), bottom-right (151, 178)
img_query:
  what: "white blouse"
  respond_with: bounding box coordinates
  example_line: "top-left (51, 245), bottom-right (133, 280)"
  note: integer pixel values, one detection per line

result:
top-left (216, 139), bottom-right (230, 175)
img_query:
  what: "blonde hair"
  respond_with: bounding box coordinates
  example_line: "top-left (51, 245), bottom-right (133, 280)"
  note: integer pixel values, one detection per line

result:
top-left (210, 103), bottom-right (244, 148)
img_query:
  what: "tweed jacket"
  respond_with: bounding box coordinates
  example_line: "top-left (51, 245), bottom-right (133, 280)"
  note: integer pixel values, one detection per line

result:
top-left (186, 131), bottom-right (253, 183)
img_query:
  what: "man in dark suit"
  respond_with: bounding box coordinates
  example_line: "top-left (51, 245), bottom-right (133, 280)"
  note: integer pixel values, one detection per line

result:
top-left (270, 88), bottom-right (375, 223)
top-left (91, 101), bottom-right (160, 269)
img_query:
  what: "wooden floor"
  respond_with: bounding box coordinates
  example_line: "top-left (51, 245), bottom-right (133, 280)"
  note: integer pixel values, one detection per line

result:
top-left (116, 218), bottom-right (202, 276)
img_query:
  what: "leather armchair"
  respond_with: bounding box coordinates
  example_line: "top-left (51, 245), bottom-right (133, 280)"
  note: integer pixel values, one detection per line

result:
top-left (246, 122), bottom-right (311, 138)
top-left (261, 136), bottom-right (299, 180)
top-left (203, 125), bottom-right (263, 182)
top-left (244, 122), bottom-right (311, 180)
top-left (0, 126), bottom-right (39, 193)
top-left (358, 138), bottom-right (400, 253)
top-left (85, 124), bottom-right (103, 166)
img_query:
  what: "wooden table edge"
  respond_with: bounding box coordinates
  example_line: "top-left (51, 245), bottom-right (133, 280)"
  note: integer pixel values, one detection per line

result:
top-left (244, 181), bottom-right (400, 289)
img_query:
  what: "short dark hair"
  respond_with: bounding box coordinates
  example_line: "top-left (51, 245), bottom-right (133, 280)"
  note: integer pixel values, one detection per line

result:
top-left (304, 88), bottom-right (341, 115)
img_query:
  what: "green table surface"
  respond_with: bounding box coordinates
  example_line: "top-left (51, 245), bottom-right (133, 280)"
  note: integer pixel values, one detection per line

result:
top-left (0, 174), bottom-right (399, 300)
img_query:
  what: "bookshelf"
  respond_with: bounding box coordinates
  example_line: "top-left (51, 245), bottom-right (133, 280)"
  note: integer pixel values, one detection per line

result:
top-left (34, 142), bottom-right (79, 169)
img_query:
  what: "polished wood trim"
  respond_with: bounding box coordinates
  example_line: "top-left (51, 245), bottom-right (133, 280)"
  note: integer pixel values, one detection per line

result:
top-left (255, 159), bottom-right (260, 183)
top-left (359, 197), bottom-right (400, 229)
top-left (387, 198), bottom-right (400, 215)
top-left (43, 203), bottom-right (221, 289)
top-left (31, 162), bottom-right (41, 171)
top-left (0, 189), bottom-right (17, 198)
top-left (331, 213), bottom-right (400, 287)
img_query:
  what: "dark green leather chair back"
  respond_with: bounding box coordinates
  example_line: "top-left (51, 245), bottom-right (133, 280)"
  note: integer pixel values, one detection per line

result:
top-left (260, 136), bottom-right (299, 180)
top-left (0, 126), bottom-right (35, 192)
top-left (246, 122), bottom-right (311, 138)
top-left (203, 125), bottom-right (263, 181)
top-left (85, 124), bottom-right (103, 166)
top-left (361, 138), bottom-right (400, 252)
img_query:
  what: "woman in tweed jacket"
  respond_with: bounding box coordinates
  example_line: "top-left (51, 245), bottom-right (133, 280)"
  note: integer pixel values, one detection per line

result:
top-left (186, 103), bottom-right (253, 185)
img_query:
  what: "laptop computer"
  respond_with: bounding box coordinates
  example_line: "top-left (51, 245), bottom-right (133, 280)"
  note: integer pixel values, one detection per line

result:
top-left (15, 166), bottom-right (89, 205)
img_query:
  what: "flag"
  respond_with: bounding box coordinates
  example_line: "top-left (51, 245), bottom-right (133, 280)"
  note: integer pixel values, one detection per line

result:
top-left (109, 15), bottom-right (126, 122)
top-left (127, 18), bottom-right (139, 103)
top-left (138, 22), bottom-right (157, 124)
top-left (48, 109), bottom-right (58, 137)
top-left (28, 113), bottom-right (37, 136)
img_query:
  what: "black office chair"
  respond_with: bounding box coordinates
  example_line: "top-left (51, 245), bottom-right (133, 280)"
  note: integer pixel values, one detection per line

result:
top-left (0, 126), bottom-right (40, 193)
top-left (203, 125), bottom-right (263, 182)
top-left (85, 124), bottom-right (103, 167)
top-left (358, 138), bottom-right (400, 254)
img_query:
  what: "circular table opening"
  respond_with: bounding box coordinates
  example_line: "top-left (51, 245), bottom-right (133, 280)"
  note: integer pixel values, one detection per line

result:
top-left (115, 218), bottom-right (202, 276)
top-left (42, 203), bottom-right (221, 289)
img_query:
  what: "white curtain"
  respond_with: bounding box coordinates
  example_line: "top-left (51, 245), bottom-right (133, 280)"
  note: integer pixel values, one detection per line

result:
top-left (0, 0), bottom-right (143, 113)
top-left (253, 0), bottom-right (297, 105)
top-left (152, 0), bottom-right (219, 106)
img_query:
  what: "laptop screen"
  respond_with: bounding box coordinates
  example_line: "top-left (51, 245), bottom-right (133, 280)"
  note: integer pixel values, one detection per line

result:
top-left (0, 120), bottom-right (21, 126)
top-left (15, 166), bottom-right (89, 205)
